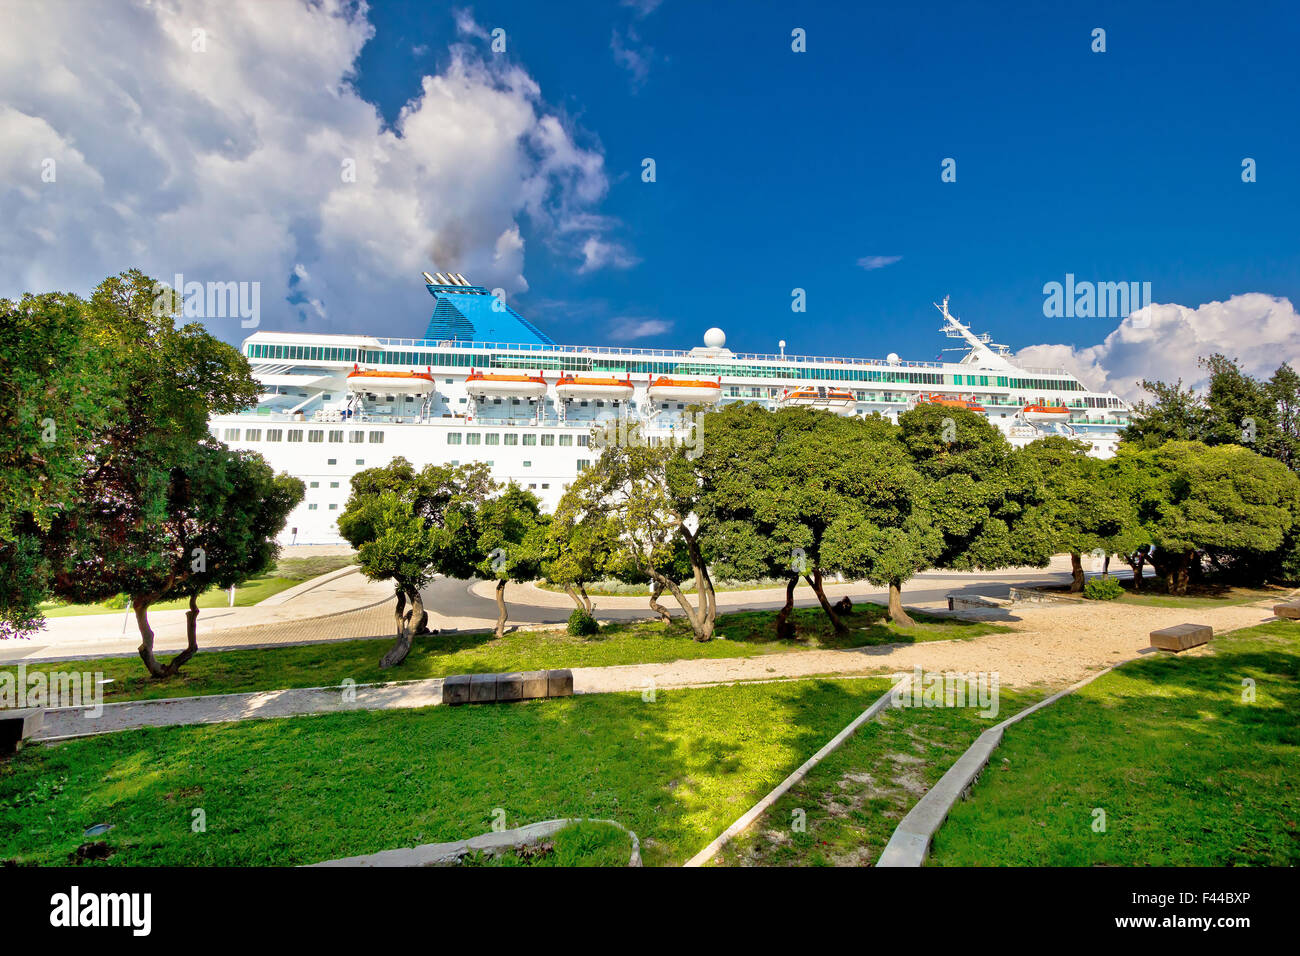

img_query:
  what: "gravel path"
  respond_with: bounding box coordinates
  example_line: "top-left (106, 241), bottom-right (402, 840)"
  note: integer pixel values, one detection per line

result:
top-left (28, 594), bottom-right (1289, 741)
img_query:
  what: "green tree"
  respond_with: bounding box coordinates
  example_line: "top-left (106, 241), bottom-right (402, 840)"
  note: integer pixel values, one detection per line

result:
top-left (589, 421), bottom-right (716, 641)
top-left (476, 484), bottom-right (548, 639)
top-left (338, 458), bottom-right (492, 667)
top-left (1119, 441), bottom-right (1300, 593)
top-left (898, 404), bottom-right (1053, 577)
top-left (0, 291), bottom-right (113, 638)
top-left (1019, 436), bottom-right (1145, 591)
top-left (43, 272), bottom-right (260, 673)
top-left (544, 468), bottom-right (619, 613)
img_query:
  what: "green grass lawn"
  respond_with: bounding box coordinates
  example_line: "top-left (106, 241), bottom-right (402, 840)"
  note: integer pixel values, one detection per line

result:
top-left (929, 621), bottom-right (1300, 866)
top-left (715, 687), bottom-right (1045, 866)
top-left (466, 821), bottom-right (635, 867)
top-left (1111, 583), bottom-right (1290, 610)
top-left (0, 678), bottom-right (892, 866)
top-left (38, 556), bottom-right (357, 617)
top-left (5, 603), bottom-right (1007, 705)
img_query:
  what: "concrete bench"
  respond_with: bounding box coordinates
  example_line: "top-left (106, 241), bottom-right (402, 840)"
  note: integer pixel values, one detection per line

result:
top-left (1273, 600), bottom-right (1300, 621)
top-left (1149, 622), bottom-right (1212, 652)
top-left (0, 708), bottom-right (44, 755)
top-left (443, 670), bottom-right (573, 706)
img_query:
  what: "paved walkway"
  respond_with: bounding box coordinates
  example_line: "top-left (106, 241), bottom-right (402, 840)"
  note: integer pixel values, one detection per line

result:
top-left (30, 593), bottom-right (1287, 742)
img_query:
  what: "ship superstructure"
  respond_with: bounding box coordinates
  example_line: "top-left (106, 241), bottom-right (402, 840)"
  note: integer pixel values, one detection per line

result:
top-left (209, 280), bottom-right (1131, 543)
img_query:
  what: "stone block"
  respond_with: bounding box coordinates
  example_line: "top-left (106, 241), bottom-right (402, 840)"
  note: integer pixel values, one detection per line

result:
top-left (1149, 622), bottom-right (1212, 652)
top-left (1273, 601), bottom-right (1300, 621)
top-left (519, 671), bottom-right (549, 700)
top-left (497, 672), bottom-right (524, 702)
top-left (547, 669), bottom-right (574, 698)
top-left (442, 674), bottom-right (471, 706)
top-left (469, 673), bottom-right (498, 703)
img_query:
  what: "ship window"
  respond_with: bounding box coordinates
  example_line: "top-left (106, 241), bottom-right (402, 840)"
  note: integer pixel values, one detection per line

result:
top-left (504, 434), bottom-right (518, 445)
top-left (577, 435), bottom-right (589, 447)
top-left (223, 428), bottom-right (240, 441)
top-left (493, 398), bottom-right (502, 405)
top-left (267, 429), bottom-right (283, 442)
top-left (485, 434), bottom-right (500, 445)
top-left (329, 504), bottom-right (338, 511)
top-left (329, 430), bottom-right (343, 442)
top-left (542, 483), bottom-right (550, 490)
top-left (308, 430), bottom-right (324, 443)
top-left (576, 459), bottom-right (590, 472)
top-left (677, 404), bottom-right (684, 410)
top-left (541, 435), bottom-right (555, 446)
top-left (580, 400), bottom-right (589, 407)
top-left (308, 504), bottom-right (318, 511)
top-left (310, 482), bottom-right (319, 488)
top-left (330, 482), bottom-right (339, 488)
top-left (355, 459), bottom-right (364, 465)
top-left (458, 398), bottom-right (467, 404)
top-left (466, 433), bottom-right (481, 445)
top-left (523, 461), bottom-right (532, 468)
top-left (559, 435), bottom-right (574, 446)
top-left (350, 430), bottom-right (364, 443)
top-left (523, 434), bottom-right (537, 446)
top-left (595, 400), bottom-right (604, 407)
top-left (324, 394), bottom-right (332, 401)
top-left (447, 433), bottom-right (462, 445)
top-left (246, 429), bottom-right (262, 442)
top-left (445, 379), bottom-right (453, 384)
top-left (529, 483), bottom-right (537, 490)
top-left (327, 458), bottom-right (336, 465)
top-left (368, 431), bottom-right (385, 444)
top-left (287, 430), bottom-right (303, 443)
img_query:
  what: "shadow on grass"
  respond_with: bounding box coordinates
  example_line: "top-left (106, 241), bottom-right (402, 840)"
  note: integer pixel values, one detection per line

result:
top-left (0, 678), bottom-right (891, 867)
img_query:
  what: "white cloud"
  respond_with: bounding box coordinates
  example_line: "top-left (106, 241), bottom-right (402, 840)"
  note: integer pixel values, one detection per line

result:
top-left (621, 0), bottom-right (664, 17)
top-left (609, 317), bottom-right (671, 339)
top-left (578, 236), bottom-right (641, 273)
top-left (611, 27), bottom-right (653, 90)
top-left (1015, 294), bottom-right (1300, 401)
top-left (858, 255), bottom-right (902, 271)
top-left (0, 0), bottom-right (628, 335)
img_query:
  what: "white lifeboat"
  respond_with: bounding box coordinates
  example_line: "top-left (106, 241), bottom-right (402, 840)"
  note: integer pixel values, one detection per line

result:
top-left (554, 374), bottom-right (634, 402)
top-left (347, 367), bottom-right (436, 395)
top-left (1021, 403), bottom-right (1071, 423)
top-left (778, 385), bottom-right (856, 411)
top-left (465, 369), bottom-right (548, 399)
top-left (646, 376), bottom-right (722, 404)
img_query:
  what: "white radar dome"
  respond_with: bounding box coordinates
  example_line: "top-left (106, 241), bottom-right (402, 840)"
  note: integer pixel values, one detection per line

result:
top-left (703, 327), bottom-right (726, 349)
top-left (886, 352), bottom-right (901, 364)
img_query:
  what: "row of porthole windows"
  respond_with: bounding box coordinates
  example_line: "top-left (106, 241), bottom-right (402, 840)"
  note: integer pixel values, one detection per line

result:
top-left (221, 428), bottom-right (385, 444)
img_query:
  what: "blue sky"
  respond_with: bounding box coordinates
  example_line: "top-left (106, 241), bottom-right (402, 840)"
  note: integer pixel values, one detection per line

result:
top-left (352, 0), bottom-right (1299, 360)
top-left (2, 0), bottom-right (1297, 395)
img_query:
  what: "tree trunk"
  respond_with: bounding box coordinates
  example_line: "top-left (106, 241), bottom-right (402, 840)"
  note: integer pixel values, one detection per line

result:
top-left (578, 583), bottom-right (592, 614)
top-left (379, 586), bottom-right (415, 669)
top-left (648, 579), bottom-right (672, 623)
top-left (671, 526), bottom-right (716, 641)
top-left (163, 593), bottom-right (203, 676)
top-left (1172, 551), bottom-right (1194, 595)
top-left (564, 584), bottom-right (585, 612)
top-left (887, 579), bottom-right (915, 626)
top-left (1069, 552), bottom-right (1085, 592)
top-left (650, 568), bottom-right (712, 640)
top-left (774, 574), bottom-right (799, 639)
top-left (494, 579), bottom-right (509, 638)
top-left (804, 567), bottom-right (848, 636)
top-left (133, 595), bottom-right (167, 678)
top-left (1103, 553), bottom-right (1111, 576)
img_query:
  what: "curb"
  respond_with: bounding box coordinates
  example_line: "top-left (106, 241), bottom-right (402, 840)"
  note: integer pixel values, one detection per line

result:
top-left (683, 674), bottom-right (911, 867)
top-left (875, 657), bottom-right (1139, 867)
top-left (255, 562), bottom-right (362, 606)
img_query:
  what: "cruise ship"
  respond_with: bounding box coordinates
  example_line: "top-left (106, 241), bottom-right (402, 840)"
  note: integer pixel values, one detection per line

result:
top-left (209, 274), bottom-right (1132, 544)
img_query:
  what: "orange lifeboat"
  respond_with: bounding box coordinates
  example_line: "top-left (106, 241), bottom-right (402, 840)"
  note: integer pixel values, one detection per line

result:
top-left (465, 368), bottom-right (548, 399)
top-left (346, 367), bottom-right (436, 394)
top-left (778, 386), bottom-right (856, 411)
top-left (917, 393), bottom-right (985, 413)
top-left (554, 374), bottom-right (634, 402)
top-left (646, 376), bottom-right (723, 404)
top-left (1021, 403), bottom-right (1071, 423)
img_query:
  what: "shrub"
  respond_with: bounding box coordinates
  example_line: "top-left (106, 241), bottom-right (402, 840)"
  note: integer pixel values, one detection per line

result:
top-left (567, 608), bottom-right (599, 636)
top-left (1083, 576), bottom-right (1124, 601)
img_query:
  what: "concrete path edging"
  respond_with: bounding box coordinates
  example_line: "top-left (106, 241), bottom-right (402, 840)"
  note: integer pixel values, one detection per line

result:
top-left (256, 563), bottom-right (361, 606)
top-left (874, 656), bottom-right (1140, 867)
top-left (683, 674), bottom-right (912, 867)
top-left (306, 818), bottom-right (641, 867)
